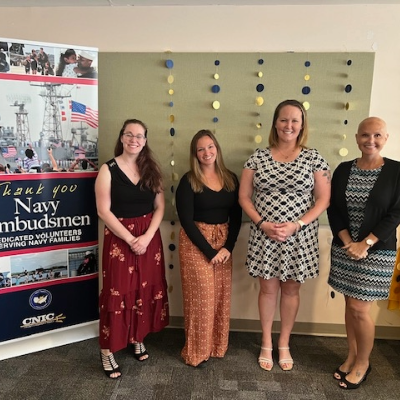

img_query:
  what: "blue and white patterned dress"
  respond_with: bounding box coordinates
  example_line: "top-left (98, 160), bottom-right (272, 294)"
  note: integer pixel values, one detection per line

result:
top-left (328, 161), bottom-right (396, 301)
top-left (243, 147), bottom-right (329, 283)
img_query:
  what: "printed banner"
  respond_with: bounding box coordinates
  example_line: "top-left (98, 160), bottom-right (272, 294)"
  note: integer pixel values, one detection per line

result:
top-left (0, 38), bottom-right (99, 343)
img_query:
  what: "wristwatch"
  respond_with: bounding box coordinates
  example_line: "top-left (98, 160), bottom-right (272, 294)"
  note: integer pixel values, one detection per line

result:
top-left (365, 238), bottom-right (374, 247)
top-left (297, 220), bottom-right (306, 230)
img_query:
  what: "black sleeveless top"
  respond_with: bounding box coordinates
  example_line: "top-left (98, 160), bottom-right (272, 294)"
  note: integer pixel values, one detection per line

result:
top-left (107, 158), bottom-right (155, 218)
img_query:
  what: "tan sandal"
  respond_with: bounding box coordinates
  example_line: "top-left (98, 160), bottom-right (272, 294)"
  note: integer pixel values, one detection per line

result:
top-left (278, 346), bottom-right (293, 371)
top-left (258, 347), bottom-right (273, 371)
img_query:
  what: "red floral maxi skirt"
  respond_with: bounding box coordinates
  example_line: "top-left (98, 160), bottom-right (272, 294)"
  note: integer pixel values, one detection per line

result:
top-left (99, 214), bottom-right (169, 353)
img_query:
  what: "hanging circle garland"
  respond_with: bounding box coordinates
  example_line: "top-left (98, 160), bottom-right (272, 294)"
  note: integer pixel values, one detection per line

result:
top-left (212, 59), bottom-right (221, 125)
top-left (302, 59), bottom-right (311, 97)
top-left (339, 56), bottom-right (354, 160)
top-left (254, 55), bottom-right (265, 143)
top-left (165, 53), bottom-right (178, 282)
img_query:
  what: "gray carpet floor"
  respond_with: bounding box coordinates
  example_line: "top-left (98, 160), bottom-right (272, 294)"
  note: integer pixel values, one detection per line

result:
top-left (0, 327), bottom-right (399, 400)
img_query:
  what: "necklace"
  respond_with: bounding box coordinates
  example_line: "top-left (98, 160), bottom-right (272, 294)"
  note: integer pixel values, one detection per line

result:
top-left (122, 158), bottom-right (139, 177)
top-left (276, 147), bottom-right (296, 159)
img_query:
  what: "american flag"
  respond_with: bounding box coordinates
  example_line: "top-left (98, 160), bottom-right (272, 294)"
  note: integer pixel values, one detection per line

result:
top-left (1, 146), bottom-right (17, 158)
top-left (70, 100), bottom-right (98, 128)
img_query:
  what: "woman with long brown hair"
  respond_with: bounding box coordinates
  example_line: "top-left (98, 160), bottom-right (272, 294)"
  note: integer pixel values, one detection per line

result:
top-left (95, 119), bottom-right (169, 378)
top-left (176, 129), bottom-right (242, 368)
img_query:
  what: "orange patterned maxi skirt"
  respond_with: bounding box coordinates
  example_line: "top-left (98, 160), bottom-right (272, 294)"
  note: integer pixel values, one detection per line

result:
top-left (179, 222), bottom-right (232, 367)
top-left (99, 214), bottom-right (169, 353)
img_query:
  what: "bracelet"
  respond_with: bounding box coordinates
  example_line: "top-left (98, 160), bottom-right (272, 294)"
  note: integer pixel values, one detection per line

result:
top-left (255, 218), bottom-right (265, 229)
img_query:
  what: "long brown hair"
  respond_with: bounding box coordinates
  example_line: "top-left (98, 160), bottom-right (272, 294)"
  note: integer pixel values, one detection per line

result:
top-left (268, 99), bottom-right (309, 148)
top-left (114, 119), bottom-right (163, 193)
top-left (187, 129), bottom-right (236, 193)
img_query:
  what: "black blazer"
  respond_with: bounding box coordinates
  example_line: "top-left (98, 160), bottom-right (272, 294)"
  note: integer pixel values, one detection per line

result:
top-left (328, 158), bottom-right (400, 250)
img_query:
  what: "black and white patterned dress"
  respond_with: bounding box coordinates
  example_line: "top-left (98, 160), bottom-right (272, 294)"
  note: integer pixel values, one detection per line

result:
top-left (243, 148), bottom-right (329, 282)
top-left (328, 161), bottom-right (396, 301)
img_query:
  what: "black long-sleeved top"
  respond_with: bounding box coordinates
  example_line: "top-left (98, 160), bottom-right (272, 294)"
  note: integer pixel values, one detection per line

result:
top-left (327, 158), bottom-right (400, 250)
top-left (176, 172), bottom-right (242, 260)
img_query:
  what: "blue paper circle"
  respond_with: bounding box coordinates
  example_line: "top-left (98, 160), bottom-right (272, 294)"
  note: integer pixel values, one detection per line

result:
top-left (169, 264), bottom-right (174, 270)
top-left (170, 221), bottom-right (175, 226)
top-left (345, 84), bottom-right (352, 93)
top-left (170, 128), bottom-right (175, 136)
top-left (256, 84), bottom-right (264, 93)
top-left (169, 244), bottom-right (176, 251)
top-left (347, 60), bottom-right (352, 66)
top-left (305, 61), bottom-right (311, 67)
top-left (258, 59), bottom-right (264, 65)
top-left (212, 85), bottom-right (220, 93)
top-left (302, 86), bottom-right (311, 95)
top-left (344, 120), bottom-right (348, 125)
top-left (169, 101), bottom-right (174, 107)
top-left (214, 60), bottom-right (220, 66)
top-left (165, 59), bottom-right (174, 69)
top-left (213, 117), bottom-right (219, 123)
top-left (170, 185), bottom-right (174, 193)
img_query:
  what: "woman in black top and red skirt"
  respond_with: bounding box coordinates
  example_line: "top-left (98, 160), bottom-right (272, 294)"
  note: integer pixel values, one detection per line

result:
top-left (176, 129), bottom-right (242, 368)
top-left (95, 119), bottom-right (169, 378)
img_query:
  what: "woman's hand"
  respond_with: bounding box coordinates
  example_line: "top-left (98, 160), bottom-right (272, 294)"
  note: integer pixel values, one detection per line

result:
top-left (129, 234), bottom-right (152, 255)
top-left (262, 221), bottom-right (298, 242)
top-left (210, 248), bottom-right (231, 265)
top-left (342, 241), bottom-right (369, 260)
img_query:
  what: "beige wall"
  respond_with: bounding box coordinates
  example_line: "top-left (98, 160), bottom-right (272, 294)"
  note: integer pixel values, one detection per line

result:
top-left (1, 4), bottom-right (399, 336)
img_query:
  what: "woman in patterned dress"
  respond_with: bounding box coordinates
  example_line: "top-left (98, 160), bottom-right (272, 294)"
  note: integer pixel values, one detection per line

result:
top-left (176, 130), bottom-right (242, 368)
top-left (328, 117), bottom-right (400, 390)
top-left (95, 119), bottom-right (169, 378)
top-left (239, 100), bottom-right (331, 372)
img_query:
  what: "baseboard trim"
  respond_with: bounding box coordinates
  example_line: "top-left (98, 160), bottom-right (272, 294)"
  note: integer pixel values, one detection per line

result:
top-left (1, 317), bottom-right (398, 361)
top-left (168, 316), bottom-right (400, 340)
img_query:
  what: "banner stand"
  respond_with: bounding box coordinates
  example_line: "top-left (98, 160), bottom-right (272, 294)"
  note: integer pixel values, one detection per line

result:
top-left (0, 320), bottom-right (98, 361)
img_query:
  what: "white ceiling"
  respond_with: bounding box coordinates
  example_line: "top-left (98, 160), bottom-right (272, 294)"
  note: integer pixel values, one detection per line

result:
top-left (0, 1), bottom-right (398, 6)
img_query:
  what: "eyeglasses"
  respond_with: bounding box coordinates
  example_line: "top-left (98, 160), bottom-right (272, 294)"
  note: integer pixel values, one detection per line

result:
top-left (123, 133), bottom-right (146, 140)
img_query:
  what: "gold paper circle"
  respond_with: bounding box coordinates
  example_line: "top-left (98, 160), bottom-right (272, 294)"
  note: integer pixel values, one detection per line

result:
top-left (171, 232), bottom-right (175, 240)
top-left (342, 134), bottom-right (347, 140)
top-left (255, 135), bottom-right (262, 144)
top-left (214, 73), bottom-right (219, 80)
top-left (171, 197), bottom-right (175, 207)
top-left (258, 71), bottom-right (263, 78)
top-left (304, 74), bottom-right (310, 81)
top-left (212, 100), bottom-right (220, 110)
top-left (256, 96), bottom-right (264, 106)
top-left (168, 89), bottom-right (174, 95)
top-left (167, 75), bottom-right (174, 84)
top-left (172, 172), bottom-right (179, 181)
top-left (339, 148), bottom-right (349, 157)
top-left (256, 123), bottom-right (262, 129)
top-left (396, 263), bottom-right (400, 271)
top-left (168, 285), bottom-right (173, 293)
top-left (345, 102), bottom-right (350, 110)
top-left (303, 101), bottom-right (310, 110)
top-left (169, 115), bottom-right (175, 123)
top-left (170, 160), bottom-right (175, 166)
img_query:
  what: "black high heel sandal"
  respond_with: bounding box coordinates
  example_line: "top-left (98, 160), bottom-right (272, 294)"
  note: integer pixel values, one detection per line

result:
top-left (333, 366), bottom-right (350, 381)
top-left (133, 342), bottom-right (149, 362)
top-left (339, 365), bottom-right (371, 390)
top-left (100, 351), bottom-right (121, 379)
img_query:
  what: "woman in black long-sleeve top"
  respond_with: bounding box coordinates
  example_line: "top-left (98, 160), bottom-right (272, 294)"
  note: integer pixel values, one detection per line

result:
top-left (176, 129), bottom-right (242, 368)
top-left (328, 117), bottom-right (400, 390)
